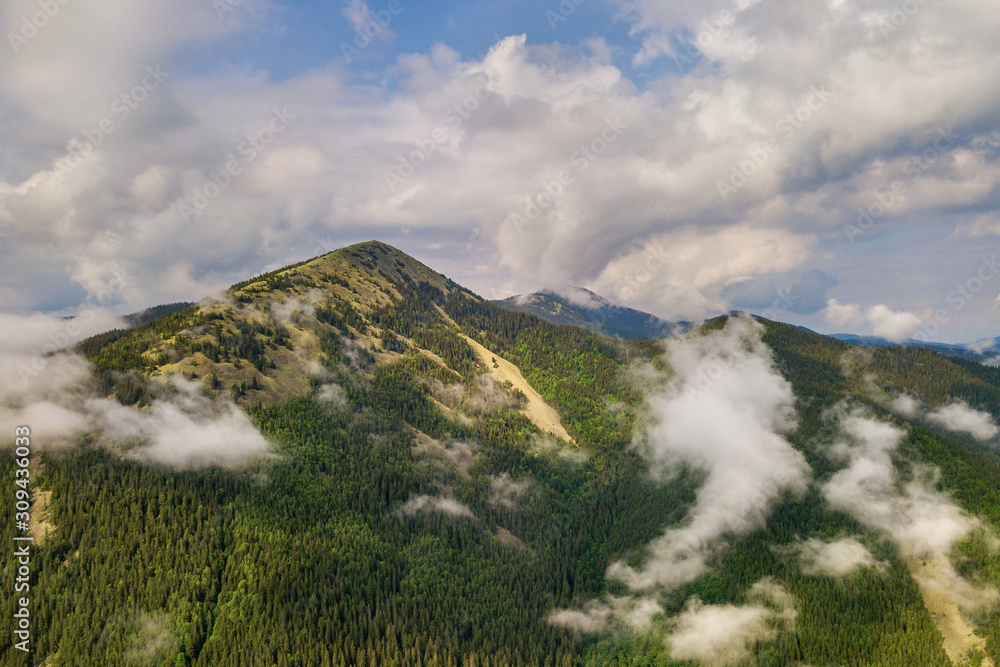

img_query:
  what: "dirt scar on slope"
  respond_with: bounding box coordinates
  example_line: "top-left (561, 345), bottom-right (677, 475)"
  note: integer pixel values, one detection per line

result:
top-left (907, 556), bottom-right (994, 667)
top-left (433, 305), bottom-right (575, 445)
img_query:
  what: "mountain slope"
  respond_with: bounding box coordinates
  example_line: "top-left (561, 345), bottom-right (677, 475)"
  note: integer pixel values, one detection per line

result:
top-left (494, 287), bottom-right (683, 340)
top-left (9, 241), bottom-right (1000, 666)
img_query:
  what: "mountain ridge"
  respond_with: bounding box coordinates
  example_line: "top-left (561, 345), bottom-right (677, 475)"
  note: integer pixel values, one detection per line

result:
top-left (493, 287), bottom-right (685, 341)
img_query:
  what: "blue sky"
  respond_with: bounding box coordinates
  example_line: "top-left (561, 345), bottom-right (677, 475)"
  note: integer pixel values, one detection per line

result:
top-left (2, 0), bottom-right (1000, 344)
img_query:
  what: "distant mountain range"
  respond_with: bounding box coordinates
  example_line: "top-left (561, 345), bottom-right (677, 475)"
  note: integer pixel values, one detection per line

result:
top-left (830, 333), bottom-right (1000, 364)
top-left (493, 288), bottom-right (687, 341)
top-left (494, 288), bottom-right (999, 364)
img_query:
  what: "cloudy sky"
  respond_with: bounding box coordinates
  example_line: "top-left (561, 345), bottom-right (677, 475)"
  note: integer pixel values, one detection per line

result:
top-left (1, 0), bottom-right (999, 342)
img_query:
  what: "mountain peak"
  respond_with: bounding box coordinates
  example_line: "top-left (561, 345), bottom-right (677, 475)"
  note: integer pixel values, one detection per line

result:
top-left (495, 287), bottom-right (683, 340)
top-left (227, 240), bottom-right (461, 306)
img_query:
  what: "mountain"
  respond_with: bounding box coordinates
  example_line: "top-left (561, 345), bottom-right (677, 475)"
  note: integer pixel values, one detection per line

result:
top-left (11, 240), bottom-right (1000, 666)
top-left (831, 332), bottom-right (1000, 363)
top-left (494, 287), bottom-right (684, 340)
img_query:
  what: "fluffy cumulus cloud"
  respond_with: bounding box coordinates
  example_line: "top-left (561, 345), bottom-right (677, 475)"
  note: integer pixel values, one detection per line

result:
top-left (890, 393), bottom-right (922, 419)
top-left (1, 0), bottom-right (999, 336)
top-left (607, 316), bottom-right (811, 591)
top-left (822, 411), bottom-right (977, 559)
top-left (823, 300), bottom-right (922, 341)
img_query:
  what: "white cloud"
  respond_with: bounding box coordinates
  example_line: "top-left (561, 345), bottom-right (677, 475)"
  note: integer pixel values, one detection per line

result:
top-left (670, 602), bottom-right (771, 666)
top-left (89, 376), bottom-right (274, 469)
top-left (548, 595), bottom-right (663, 634)
top-left (820, 409), bottom-right (998, 622)
top-left (0, 309), bottom-right (125, 357)
top-left (607, 316), bottom-right (810, 591)
top-left (588, 227), bottom-right (815, 320)
top-left (792, 537), bottom-right (881, 578)
top-left (823, 300), bottom-right (921, 341)
top-left (865, 304), bottom-right (922, 342)
top-left (668, 579), bottom-right (797, 667)
top-left (0, 398), bottom-right (90, 446)
top-left (547, 605), bottom-right (612, 634)
top-left (888, 393), bottom-right (1000, 441)
top-left (488, 473), bottom-right (534, 509)
top-left (0, 311), bottom-right (122, 445)
top-left (927, 401), bottom-right (1000, 440)
top-left (890, 393), bottom-right (922, 419)
top-left (822, 411), bottom-right (977, 558)
top-left (0, 312), bottom-right (274, 469)
top-left (316, 383), bottom-right (350, 411)
top-left (824, 299), bottom-right (866, 329)
top-left (396, 493), bottom-right (475, 519)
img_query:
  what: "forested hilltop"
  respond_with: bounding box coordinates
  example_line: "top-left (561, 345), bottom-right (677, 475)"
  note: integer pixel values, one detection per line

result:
top-left (3, 241), bottom-right (1000, 666)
